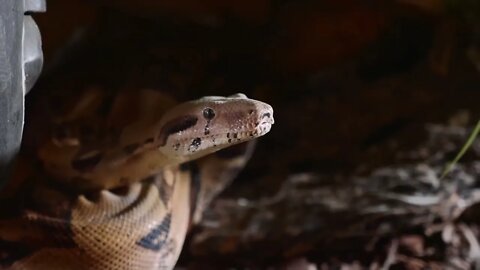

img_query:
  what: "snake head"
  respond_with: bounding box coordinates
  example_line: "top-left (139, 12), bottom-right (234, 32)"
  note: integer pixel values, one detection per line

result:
top-left (157, 93), bottom-right (274, 159)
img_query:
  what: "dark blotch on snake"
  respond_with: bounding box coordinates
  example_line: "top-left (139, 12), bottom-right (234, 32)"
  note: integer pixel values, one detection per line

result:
top-left (179, 162), bottom-right (191, 171)
top-left (144, 137), bottom-right (154, 144)
top-left (52, 126), bottom-right (68, 141)
top-left (137, 213), bottom-right (172, 251)
top-left (216, 142), bottom-right (250, 159)
top-left (110, 185), bottom-right (130, 196)
top-left (158, 115), bottom-right (198, 146)
top-left (190, 138), bottom-right (202, 151)
top-left (123, 143), bottom-right (141, 155)
top-left (83, 191), bottom-right (102, 203)
top-left (119, 177), bottom-right (131, 185)
top-left (71, 152), bottom-right (103, 172)
top-left (71, 176), bottom-right (92, 185)
top-left (158, 174), bottom-right (174, 207)
top-left (141, 175), bottom-right (156, 183)
top-left (174, 143), bottom-right (180, 151)
top-left (188, 162), bottom-right (201, 219)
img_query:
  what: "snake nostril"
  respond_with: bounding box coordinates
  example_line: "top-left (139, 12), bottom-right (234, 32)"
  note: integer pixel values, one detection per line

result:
top-left (71, 151), bottom-right (103, 172)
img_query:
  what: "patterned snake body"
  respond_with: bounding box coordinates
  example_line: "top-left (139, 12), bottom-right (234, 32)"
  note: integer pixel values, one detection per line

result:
top-left (39, 93), bottom-right (273, 191)
top-left (0, 91), bottom-right (274, 269)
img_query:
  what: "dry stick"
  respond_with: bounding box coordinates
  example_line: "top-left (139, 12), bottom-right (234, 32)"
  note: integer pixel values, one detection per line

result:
top-left (458, 224), bottom-right (480, 270)
top-left (381, 239), bottom-right (398, 270)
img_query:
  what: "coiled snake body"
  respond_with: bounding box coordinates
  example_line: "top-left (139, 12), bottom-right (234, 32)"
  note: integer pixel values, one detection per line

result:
top-left (0, 90), bottom-right (274, 269)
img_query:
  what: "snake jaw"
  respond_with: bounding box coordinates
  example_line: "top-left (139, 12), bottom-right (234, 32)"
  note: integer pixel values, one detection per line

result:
top-left (157, 93), bottom-right (274, 160)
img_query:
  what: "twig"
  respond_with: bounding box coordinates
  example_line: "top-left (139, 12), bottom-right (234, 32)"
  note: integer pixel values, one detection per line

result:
top-left (381, 239), bottom-right (398, 270)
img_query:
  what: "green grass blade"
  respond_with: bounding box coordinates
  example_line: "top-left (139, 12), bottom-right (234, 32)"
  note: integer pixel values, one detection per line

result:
top-left (441, 119), bottom-right (480, 179)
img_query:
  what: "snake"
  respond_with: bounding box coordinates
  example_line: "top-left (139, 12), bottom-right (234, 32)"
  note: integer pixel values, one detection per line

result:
top-left (0, 90), bottom-right (274, 269)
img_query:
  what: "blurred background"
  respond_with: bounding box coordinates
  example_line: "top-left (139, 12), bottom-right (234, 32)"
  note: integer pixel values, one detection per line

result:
top-left (29, 0), bottom-right (480, 268)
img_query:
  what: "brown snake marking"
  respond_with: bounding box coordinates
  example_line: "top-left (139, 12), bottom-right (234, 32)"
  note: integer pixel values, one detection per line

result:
top-left (0, 92), bottom-right (274, 269)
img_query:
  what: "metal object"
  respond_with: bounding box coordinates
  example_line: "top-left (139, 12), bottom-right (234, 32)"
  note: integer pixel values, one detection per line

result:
top-left (0, 0), bottom-right (45, 188)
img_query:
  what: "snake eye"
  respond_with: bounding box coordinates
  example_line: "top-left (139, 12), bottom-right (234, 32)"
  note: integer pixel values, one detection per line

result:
top-left (203, 107), bottom-right (215, 120)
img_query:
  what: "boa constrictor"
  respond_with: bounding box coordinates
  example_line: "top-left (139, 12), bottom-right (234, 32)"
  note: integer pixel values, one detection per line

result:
top-left (0, 92), bottom-right (274, 270)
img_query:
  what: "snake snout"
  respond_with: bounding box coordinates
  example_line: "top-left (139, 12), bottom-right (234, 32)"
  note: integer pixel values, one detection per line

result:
top-left (255, 103), bottom-right (274, 135)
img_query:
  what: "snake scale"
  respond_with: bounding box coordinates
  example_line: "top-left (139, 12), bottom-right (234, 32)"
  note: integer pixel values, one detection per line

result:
top-left (0, 88), bottom-right (274, 269)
